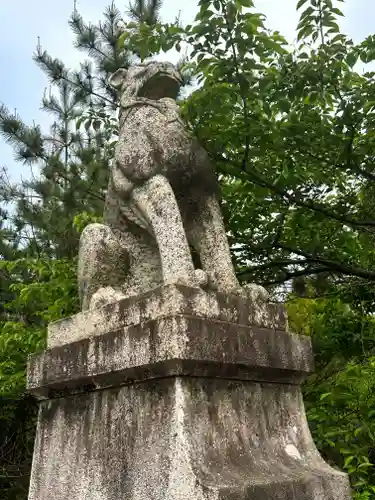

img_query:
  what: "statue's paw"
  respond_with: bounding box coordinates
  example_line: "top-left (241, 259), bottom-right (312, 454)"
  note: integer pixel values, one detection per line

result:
top-left (194, 270), bottom-right (220, 292)
top-left (242, 283), bottom-right (270, 303)
top-left (164, 270), bottom-right (207, 289)
top-left (194, 269), bottom-right (208, 288)
top-left (89, 286), bottom-right (127, 309)
top-left (214, 282), bottom-right (269, 302)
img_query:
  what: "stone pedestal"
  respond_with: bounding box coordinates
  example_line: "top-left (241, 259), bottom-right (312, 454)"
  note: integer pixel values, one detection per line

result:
top-left (27, 285), bottom-right (351, 500)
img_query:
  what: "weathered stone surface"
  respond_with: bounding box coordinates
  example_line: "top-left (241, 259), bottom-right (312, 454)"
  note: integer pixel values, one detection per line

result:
top-left (28, 377), bottom-right (351, 500)
top-left (27, 288), bottom-right (351, 499)
top-left (47, 284), bottom-right (285, 349)
top-left (28, 315), bottom-right (313, 399)
top-left (77, 61), bottom-right (266, 311)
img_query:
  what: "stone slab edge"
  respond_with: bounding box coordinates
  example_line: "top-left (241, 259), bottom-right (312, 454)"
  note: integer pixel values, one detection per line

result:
top-left (47, 284), bottom-right (286, 349)
top-left (28, 315), bottom-right (313, 399)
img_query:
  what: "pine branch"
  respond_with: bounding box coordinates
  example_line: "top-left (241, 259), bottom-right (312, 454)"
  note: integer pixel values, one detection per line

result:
top-left (34, 46), bottom-right (115, 107)
top-left (0, 105), bottom-right (45, 164)
top-left (41, 93), bottom-right (63, 117)
top-left (100, 3), bottom-right (123, 47)
top-left (128, 0), bottom-right (163, 26)
top-left (128, 0), bottom-right (144, 21)
top-left (0, 105), bottom-right (26, 148)
top-left (69, 10), bottom-right (109, 62)
top-left (33, 47), bottom-right (68, 84)
top-left (176, 56), bottom-right (194, 88)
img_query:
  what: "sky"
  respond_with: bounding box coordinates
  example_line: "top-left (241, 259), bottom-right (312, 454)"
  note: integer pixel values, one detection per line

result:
top-left (0, 0), bottom-right (373, 184)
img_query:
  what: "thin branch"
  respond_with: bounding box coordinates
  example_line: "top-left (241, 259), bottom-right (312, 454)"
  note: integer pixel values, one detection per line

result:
top-left (238, 258), bottom-right (312, 275)
top-left (212, 152), bottom-right (375, 230)
top-left (262, 266), bottom-right (332, 286)
top-left (276, 242), bottom-right (375, 281)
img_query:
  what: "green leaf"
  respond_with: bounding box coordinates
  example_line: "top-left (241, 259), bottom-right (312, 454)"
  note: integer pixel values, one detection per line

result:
top-left (197, 8), bottom-right (215, 20)
top-left (320, 392), bottom-right (332, 401)
top-left (298, 24), bottom-right (314, 41)
top-left (296, 0), bottom-right (308, 9)
top-left (332, 7), bottom-right (344, 17)
top-left (237, 0), bottom-right (254, 7)
top-left (358, 462), bottom-right (373, 468)
top-left (117, 31), bottom-right (130, 49)
top-left (92, 120), bottom-right (101, 131)
top-left (279, 99), bottom-right (290, 113)
top-left (343, 456), bottom-right (354, 468)
top-left (346, 52), bottom-right (358, 68)
top-left (299, 6), bottom-right (315, 20)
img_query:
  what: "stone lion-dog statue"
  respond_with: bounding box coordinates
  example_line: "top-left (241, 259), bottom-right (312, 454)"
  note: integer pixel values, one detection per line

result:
top-left (78, 61), bottom-right (268, 310)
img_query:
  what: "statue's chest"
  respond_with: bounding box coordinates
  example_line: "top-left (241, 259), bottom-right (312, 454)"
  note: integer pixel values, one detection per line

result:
top-left (144, 104), bottom-right (184, 128)
top-left (125, 107), bottom-right (192, 152)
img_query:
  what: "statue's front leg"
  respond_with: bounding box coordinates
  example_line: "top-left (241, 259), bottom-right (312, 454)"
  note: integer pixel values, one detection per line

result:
top-left (190, 195), bottom-right (240, 292)
top-left (130, 174), bottom-right (200, 288)
top-left (189, 194), bottom-right (269, 301)
top-left (188, 195), bottom-right (242, 291)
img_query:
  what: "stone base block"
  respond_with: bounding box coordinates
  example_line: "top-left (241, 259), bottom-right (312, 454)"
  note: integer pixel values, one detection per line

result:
top-left (27, 286), bottom-right (351, 499)
top-left (28, 377), bottom-right (350, 500)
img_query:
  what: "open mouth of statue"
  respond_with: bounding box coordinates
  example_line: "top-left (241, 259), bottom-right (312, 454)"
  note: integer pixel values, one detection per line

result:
top-left (139, 72), bottom-right (182, 100)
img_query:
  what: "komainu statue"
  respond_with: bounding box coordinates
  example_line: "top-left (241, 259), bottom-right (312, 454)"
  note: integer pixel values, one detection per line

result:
top-left (78, 61), bottom-right (267, 310)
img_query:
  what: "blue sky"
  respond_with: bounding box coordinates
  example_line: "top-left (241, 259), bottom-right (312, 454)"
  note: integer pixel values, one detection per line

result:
top-left (0, 0), bottom-right (373, 184)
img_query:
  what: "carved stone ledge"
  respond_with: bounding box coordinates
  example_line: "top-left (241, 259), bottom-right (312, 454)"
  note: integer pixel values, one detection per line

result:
top-left (47, 284), bottom-right (286, 349)
top-left (28, 314), bottom-right (312, 400)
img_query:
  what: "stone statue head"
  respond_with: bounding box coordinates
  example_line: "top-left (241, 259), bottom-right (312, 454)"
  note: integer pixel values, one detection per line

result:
top-left (108, 61), bottom-right (183, 102)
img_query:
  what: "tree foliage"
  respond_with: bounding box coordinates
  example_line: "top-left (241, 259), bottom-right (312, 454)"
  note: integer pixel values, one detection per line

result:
top-left (0, 257), bottom-right (77, 498)
top-left (287, 291), bottom-right (375, 498)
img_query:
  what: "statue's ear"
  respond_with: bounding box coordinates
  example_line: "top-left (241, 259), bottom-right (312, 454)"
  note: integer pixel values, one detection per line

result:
top-left (108, 68), bottom-right (128, 89)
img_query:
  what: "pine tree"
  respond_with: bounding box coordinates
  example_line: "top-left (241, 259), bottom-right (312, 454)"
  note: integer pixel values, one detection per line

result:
top-left (0, 82), bottom-right (108, 258)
